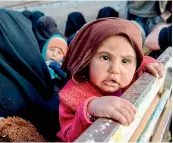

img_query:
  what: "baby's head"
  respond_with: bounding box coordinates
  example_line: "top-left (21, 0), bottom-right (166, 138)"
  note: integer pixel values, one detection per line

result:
top-left (42, 34), bottom-right (68, 63)
top-left (62, 18), bottom-right (143, 94)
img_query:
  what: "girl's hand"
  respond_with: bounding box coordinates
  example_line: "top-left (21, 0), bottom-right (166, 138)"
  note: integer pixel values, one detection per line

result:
top-left (145, 62), bottom-right (164, 78)
top-left (88, 96), bottom-right (136, 126)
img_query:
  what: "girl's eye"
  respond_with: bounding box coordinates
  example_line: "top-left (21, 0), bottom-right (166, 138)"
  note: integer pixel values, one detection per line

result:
top-left (122, 59), bottom-right (131, 64)
top-left (102, 55), bottom-right (110, 61)
top-left (58, 51), bottom-right (62, 55)
top-left (50, 48), bottom-right (54, 51)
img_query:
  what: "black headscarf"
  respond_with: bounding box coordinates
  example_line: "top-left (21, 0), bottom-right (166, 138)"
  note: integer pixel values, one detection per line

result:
top-left (21, 10), bottom-right (32, 20)
top-left (30, 11), bottom-right (44, 33)
top-left (0, 9), bottom-right (59, 141)
top-left (35, 16), bottom-right (61, 52)
top-left (67, 32), bottom-right (76, 46)
top-left (65, 12), bottom-right (86, 38)
top-left (97, 7), bottom-right (119, 19)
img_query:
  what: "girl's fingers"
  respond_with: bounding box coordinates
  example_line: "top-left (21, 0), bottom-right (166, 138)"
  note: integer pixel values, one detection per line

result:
top-left (121, 98), bottom-right (136, 113)
top-left (111, 109), bottom-right (128, 126)
top-left (112, 99), bottom-right (136, 125)
top-left (158, 62), bottom-right (164, 69)
top-left (121, 100), bottom-right (136, 123)
top-left (116, 107), bottom-right (134, 125)
top-left (154, 64), bottom-right (164, 78)
top-left (147, 65), bottom-right (159, 77)
top-left (146, 62), bottom-right (165, 78)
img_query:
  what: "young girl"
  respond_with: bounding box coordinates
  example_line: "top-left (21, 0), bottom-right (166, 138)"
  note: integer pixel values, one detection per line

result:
top-left (56, 18), bottom-right (164, 142)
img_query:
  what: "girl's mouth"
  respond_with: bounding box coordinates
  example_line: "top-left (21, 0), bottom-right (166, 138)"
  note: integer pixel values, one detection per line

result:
top-left (103, 79), bottom-right (118, 87)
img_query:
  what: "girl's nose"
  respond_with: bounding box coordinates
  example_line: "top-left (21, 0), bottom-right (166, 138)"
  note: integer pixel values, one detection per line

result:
top-left (108, 61), bottom-right (120, 75)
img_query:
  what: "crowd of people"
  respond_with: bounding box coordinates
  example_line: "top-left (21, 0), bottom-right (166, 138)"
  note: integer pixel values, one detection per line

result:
top-left (0, 1), bottom-right (172, 142)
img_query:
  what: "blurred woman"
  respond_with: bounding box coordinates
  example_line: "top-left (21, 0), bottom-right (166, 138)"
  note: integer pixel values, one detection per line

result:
top-left (0, 9), bottom-right (60, 141)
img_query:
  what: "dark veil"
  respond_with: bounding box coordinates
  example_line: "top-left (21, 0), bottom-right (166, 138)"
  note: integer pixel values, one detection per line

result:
top-left (65, 12), bottom-right (86, 38)
top-left (97, 7), bottom-right (119, 19)
top-left (35, 16), bottom-right (61, 52)
top-left (0, 9), bottom-right (59, 141)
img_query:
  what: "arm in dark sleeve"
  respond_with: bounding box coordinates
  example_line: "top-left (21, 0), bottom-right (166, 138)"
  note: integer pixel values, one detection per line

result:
top-left (159, 25), bottom-right (172, 51)
top-left (49, 61), bottom-right (67, 79)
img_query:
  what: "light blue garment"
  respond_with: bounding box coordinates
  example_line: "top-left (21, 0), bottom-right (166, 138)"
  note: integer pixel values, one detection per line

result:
top-left (42, 34), bottom-right (67, 79)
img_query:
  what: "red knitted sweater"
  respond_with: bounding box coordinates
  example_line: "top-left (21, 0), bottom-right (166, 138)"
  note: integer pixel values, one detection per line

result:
top-left (57, 56), bottom-right (156, 142)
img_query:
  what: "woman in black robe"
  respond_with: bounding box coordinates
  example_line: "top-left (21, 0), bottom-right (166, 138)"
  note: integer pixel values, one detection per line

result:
top-left (65, 12), bottom-right (86, 38)
top-left (97, 7), bottom-right (119, 19)
top-left (31, 11), bottom-right (44, 33)
top-left (0, 9), bottom-right (60, 141)
top-left (34, 16), bottom-right (61, 52)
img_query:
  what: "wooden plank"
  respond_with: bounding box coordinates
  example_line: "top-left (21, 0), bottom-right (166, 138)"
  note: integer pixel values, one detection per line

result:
top-left (151, 99), bottom-right (172, 142)
top-left (129, 94), bottom-right (160, 142)
top-left (132, 65), bottom-right (172, 142)
top-left (137, 66), bottom-right (172, 142)
top-left (137, 89), bottom-right (172, 142)
top-left (75, 47), bottom-right (172, 142)
top-left (109, 76), bottom-right (169, 142)
top-left (163, 96), bottom-right (172, 136)
top-left (151, 94), bottom-right (172, 139)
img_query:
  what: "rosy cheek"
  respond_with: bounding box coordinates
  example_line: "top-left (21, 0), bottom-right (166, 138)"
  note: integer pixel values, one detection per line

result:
top-left (89, 64), bottom-right (98, 81)
top-left (121, 70), bottom-right (135, 87)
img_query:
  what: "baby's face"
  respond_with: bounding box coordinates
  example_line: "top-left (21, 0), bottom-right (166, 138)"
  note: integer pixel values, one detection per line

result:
top-left (89, 35), bottom-right (137, 94)
top-left (46, 47), bottom-right (64, 63)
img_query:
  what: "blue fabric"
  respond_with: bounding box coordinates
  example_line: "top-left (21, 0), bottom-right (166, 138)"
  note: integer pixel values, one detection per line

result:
top-left (145, 15), bottom-right (164, 34)
top-left (159, 24), bottom-right (172, 50)
top-left (149, 25), bottom-right (172, 59)
top-left (21, 10), bottom-right (32, 20)
top-left (49, 61), bottom-right (67, 80)
top-left (128, 10), bottom-right (164, 35)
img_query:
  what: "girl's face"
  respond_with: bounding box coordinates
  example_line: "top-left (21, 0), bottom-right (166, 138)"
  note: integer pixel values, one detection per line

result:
top-left (46, 47), bottom-right (64, 63)
top-left (89, 35), bottom-right (137, 94)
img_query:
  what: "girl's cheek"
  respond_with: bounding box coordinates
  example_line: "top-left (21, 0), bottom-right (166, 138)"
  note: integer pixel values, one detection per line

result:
top-left (121, 68), bottom-right (135, 87)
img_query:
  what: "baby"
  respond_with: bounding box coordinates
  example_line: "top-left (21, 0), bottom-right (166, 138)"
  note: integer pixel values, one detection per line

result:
top-left (42, 34), bottom-right (68, 93)
top-left (42, 34), bottom-right (68, 80)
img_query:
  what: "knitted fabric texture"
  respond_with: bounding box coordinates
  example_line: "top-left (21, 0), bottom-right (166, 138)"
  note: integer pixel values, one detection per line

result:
top-left (0, 117), bottom-right (47, 142)
top-left (47, 37), bottom-right (67, 56)
top-left (59, 79), bottom-right (102, 112)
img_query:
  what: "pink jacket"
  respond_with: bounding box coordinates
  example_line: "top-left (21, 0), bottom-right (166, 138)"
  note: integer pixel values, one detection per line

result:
top-left (57, 56), bottom-right (157, 142)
